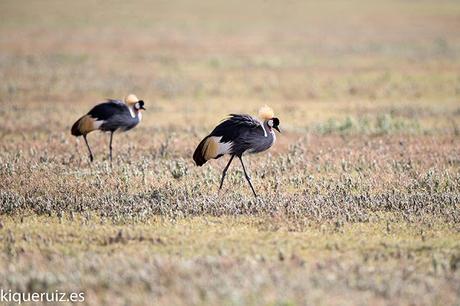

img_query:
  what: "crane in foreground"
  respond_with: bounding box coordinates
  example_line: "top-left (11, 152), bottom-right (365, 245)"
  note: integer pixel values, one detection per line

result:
top-left (71, 94), bottom-right (145, 163)
top-left (193, 106), bottom-right (280, 197)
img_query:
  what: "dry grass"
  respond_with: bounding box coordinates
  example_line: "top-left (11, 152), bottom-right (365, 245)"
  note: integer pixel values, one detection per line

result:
top-left (0, 0), bottom-right (460, 305)
top-left (1, 215), bottom-right (460, 306)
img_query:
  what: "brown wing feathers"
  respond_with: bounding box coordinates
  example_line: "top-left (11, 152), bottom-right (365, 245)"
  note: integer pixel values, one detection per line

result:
top-left (193, 136), bottom-right (220, 166)
top-left (71, 115), bottom-right (98, 136)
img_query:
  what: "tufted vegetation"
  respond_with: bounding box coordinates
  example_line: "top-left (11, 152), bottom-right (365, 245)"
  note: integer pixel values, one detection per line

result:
top-left (1, 0), bottom-right (460, 305)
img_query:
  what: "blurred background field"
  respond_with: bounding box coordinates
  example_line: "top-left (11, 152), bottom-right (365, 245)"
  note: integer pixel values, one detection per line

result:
top-left (0, 1), bottom-right (460, 305)
top-left (1, 0), bottom-right (459, 135)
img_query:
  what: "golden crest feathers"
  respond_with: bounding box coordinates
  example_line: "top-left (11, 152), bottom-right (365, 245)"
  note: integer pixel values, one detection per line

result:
top-left (125, 94), bottom-right (139, 104)
top-left (258, 105), bottom-right (275, 121)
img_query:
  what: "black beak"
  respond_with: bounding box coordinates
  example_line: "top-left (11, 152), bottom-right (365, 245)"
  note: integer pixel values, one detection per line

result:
top-left (140, 105), bottom-right (146, 110)
top-left (274, 126), bottom-right (281, 133)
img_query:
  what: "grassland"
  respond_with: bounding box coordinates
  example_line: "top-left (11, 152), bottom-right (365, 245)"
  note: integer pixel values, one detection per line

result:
top-left (1, 0), bottom-right (460, 305)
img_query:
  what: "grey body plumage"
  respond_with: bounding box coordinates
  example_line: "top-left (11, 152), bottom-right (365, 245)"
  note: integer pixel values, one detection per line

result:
top-left (230, 117), bottom-right (276, 155)
top-left (95, 99), bottom-right (141, 132)
top-left (193, 106), bottom-right (280, 197)
top-left (71, 94), bottom-right (145, 163)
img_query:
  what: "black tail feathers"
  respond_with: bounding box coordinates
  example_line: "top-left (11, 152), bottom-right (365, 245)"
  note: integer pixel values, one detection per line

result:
top-left (71, 117), bottom-right (83, 136)
top-left (193, 136), bottom-right (209, 166)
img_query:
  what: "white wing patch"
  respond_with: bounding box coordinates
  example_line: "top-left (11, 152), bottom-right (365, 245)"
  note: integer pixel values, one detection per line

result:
top-left (93, 120), bottom-right (104, 129)
top-left (212, 136), bottom-right (233, 155)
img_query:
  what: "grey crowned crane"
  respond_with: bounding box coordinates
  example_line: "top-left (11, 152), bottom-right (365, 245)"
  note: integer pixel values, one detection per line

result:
top-left (193, 106), bottom-right (281, 197)
top-left (71, 94), bottom-right (145, 162)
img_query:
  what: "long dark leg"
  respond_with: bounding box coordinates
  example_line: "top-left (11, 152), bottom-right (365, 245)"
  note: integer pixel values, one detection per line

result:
top-left (219, 155), bottom-right (235, 190)
top-left (83, 135), bottom-right (94, 162)
top-left (109, 131), bottom-right (114, 163)
top-left (238, 156), bottom-right (257, 198)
